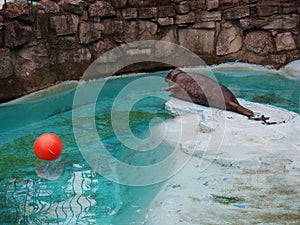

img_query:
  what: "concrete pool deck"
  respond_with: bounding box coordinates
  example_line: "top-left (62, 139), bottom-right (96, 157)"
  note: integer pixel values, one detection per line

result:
top-left (145, 98), bottom-right (300, 224)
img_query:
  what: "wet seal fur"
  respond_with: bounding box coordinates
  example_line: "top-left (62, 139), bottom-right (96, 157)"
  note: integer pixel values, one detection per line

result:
top-left (161, 69), bottom-right (254, 117)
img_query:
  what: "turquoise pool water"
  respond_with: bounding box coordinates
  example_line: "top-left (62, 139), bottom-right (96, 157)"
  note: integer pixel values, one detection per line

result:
top-left (0, 67), bottom-right (299, 224)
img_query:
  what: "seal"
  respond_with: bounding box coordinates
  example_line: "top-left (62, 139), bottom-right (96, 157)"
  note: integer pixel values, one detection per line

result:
top-left (161, 68), bottom-right (254, 117)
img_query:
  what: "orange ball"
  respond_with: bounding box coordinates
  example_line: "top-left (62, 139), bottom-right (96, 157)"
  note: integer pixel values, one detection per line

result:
top-left (34, 133), bottom-right (63, 161)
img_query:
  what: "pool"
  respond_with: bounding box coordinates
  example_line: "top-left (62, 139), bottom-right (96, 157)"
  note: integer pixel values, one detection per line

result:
top-left (0, 64), bottom-right (299, 224)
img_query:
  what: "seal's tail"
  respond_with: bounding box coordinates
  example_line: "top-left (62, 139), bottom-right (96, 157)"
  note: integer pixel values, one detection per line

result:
top-left (229, 102), bottom-right (254, 117)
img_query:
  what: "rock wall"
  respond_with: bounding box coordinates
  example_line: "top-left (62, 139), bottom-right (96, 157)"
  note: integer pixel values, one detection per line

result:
top-left (0, 0), bottom-right (299, 102)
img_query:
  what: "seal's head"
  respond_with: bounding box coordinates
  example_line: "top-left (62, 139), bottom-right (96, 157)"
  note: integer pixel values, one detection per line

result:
top-left (165, 69), bottom-right (183, 82)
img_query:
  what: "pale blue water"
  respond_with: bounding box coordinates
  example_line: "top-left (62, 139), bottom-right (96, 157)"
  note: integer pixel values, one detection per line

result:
top-left (0, 68), bottom-right (299, 224)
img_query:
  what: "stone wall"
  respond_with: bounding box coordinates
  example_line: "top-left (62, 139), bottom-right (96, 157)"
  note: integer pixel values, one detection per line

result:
top-left (0, 0), bottom-right (299, 102)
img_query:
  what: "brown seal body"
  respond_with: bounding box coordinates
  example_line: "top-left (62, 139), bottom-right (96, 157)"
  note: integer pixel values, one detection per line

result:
top-left (161, 69), bottom-right (254, 117)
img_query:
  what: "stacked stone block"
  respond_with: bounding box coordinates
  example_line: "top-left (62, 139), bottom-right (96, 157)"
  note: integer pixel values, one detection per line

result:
top-left (0, 0), bottom-right (299, 102)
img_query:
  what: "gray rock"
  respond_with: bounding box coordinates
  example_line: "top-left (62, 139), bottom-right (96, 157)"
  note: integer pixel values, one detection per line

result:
top-left (50, 15), bottom-right (79, 36)
top-left (179, 28), bottom-right (215, 54)
top-left (102, 19), bottom-right (124, 36)
top-left (156, 29), bottom-right (177, 58)
top-left (59, 0), bottom-right (86, 15)
top-left (123, 21), bottom-right (138, 42)
top-left (244, 31), bottom-right (274, 56)
top-left (0, 49), bottom-right (13, 79)
top-left (88, 1), bottom-right (116, 18)
top-left (175, 12), bottom-right (195, 24)
top-left (193, 21), bottom-right (215, 29)
top-left (139, 7), bottom-right (158, 19)
top-left (198, 11), bottom-right (221, 22)
top-left (122, 8), bottom-right (138, 19)
top-left (223, 6), bottom-right (250, 20)
top-left (36, 12), bottom-right (49, 39)
top-left (262, 14), bottom-right (299, 30)
top-left (239, 18), bottom-right (264, 30)
top-left (127, 0), bottom-right (138, 7)
top-left (206, 0), bottom-right (219, 11)
top-left (175, 2), bottom-right (190, 14)
top-left (241, 0), bottom-right (257, 3)
top-left (36, 0), bottom-right (60, 14)
top-left (158, 0), bottom-right (172, 5)
top-left (92, 39), bottom-right (117, 58)
top-left (282, 6), bottom-right (297, 14)
top-left (275, 32), bottom-right (297, 52)
top-left (2, 2), bottom-right (37, 24)
top-left (0, 16), bottom-right (3, 47)
top-left (55, 47), bottom-right (92, 64)
top-left (219, 0), bottom-right (239, 7)
top-left (107, 0), bottom-right (127, 8)
top-left (4, 21), bottom-right (33, 48)
top-left (79, 22), bottom-right (104, 44)
top-left (256, 5), bottom-right (281, 17)
top-left (138, 21), bottom-right (158, 40)
top-left (216, 22), bottom-right (242, 56)
top-left (158, 17), bottom-right (174, 26)
top-left (158, 6), bottom-right (176, 17)
top-left (270, 54), bottom-right (287, 65)
top-left (296, 34), bottom-right (300, 49)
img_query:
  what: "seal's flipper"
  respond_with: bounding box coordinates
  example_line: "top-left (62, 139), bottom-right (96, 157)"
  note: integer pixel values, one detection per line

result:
top-left (229, 102), bottom-right (254, 117)
top-left (161, 84), bottom-right (179, 91)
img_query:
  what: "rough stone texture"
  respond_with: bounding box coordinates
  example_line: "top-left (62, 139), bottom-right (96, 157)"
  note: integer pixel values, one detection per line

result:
top-left (175, 2), bottom-right (190, 14)
top-left (2, 2), bottom-right (37, 24)
top-left (79, 22), bottom-right (104, 44)
top-left (206, 0), bottom-right (219, 11)
top-left (219, 0), bottom-right (239, 7)
top-left (244, 31), bottom-right (274, 56)
top-left (102, 19), bottom-right (124, 36)
top-left (50, 15), bottom-right (79, 36)
top-left (179, 28), bottom-right (215, 54)
top-left (270, 54), bottom-right (287, 65)
top-left (36, 12), bottom-right (49, 39)
top-left (158, 6), bottom-right (176, 17)
top-left (36, 0), bottom-right (60, 14)
top-left (0, 0), bottom-right (299, 102)
top-left (4, 21), bottom-right (33, 48)
top-left (296, 34), bottom-right (300, 49)
top-left (0, 49), bottom-right (13, 79)
top-left (107, 0), bottom-right (128, 8)
top-left (239, 18), bottom-right (264, 30)
top-left (262, 14), bottom-right (299, 30)
top-left (156, 28), bottom-right (177, 58)
top-left (138, 21), bottom-right (157, 40)
top-left (242, 0), bottom-right (257, 3)
top-left (216, 22), bottom-right (242, 56)
top-left (175, 12), bottom-right (195, 24)
top-left (198, 11), bottom-right (222, 21)
top-left (122, 8), bottom-right (138, 19)
top-left (282, 6), bottom-right (297, 14)
top-left (59, 0), bottom-right (86, 15)
top-left (193, 21), bottom-right (215, 28)
top-left (92, 38), bottom-right (117, 58)
top-left (88, 1), bottom-right (116, 18)
top-left (223, 6), bottom-right (250, 20)
top-left (12, 41), bottom-right (51, 94)
top-left (139, 7), bottom-right (158, 18)
top-left (275, 32), bottom-right (297, 52)
top-left (256, 5), bottom-right (281, 17)
top-left (0, 15), bottom-right (3, 47)
top-left (122, 20), bottom-right (138, 42)
top-left (158, 17), bottom-right (174, 26)
top-left (240, 14), bottom-right (300, 30)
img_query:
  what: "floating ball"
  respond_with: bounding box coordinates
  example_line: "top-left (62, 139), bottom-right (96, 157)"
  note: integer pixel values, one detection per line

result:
top-left (34, 133), bottom-right (63, 161)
